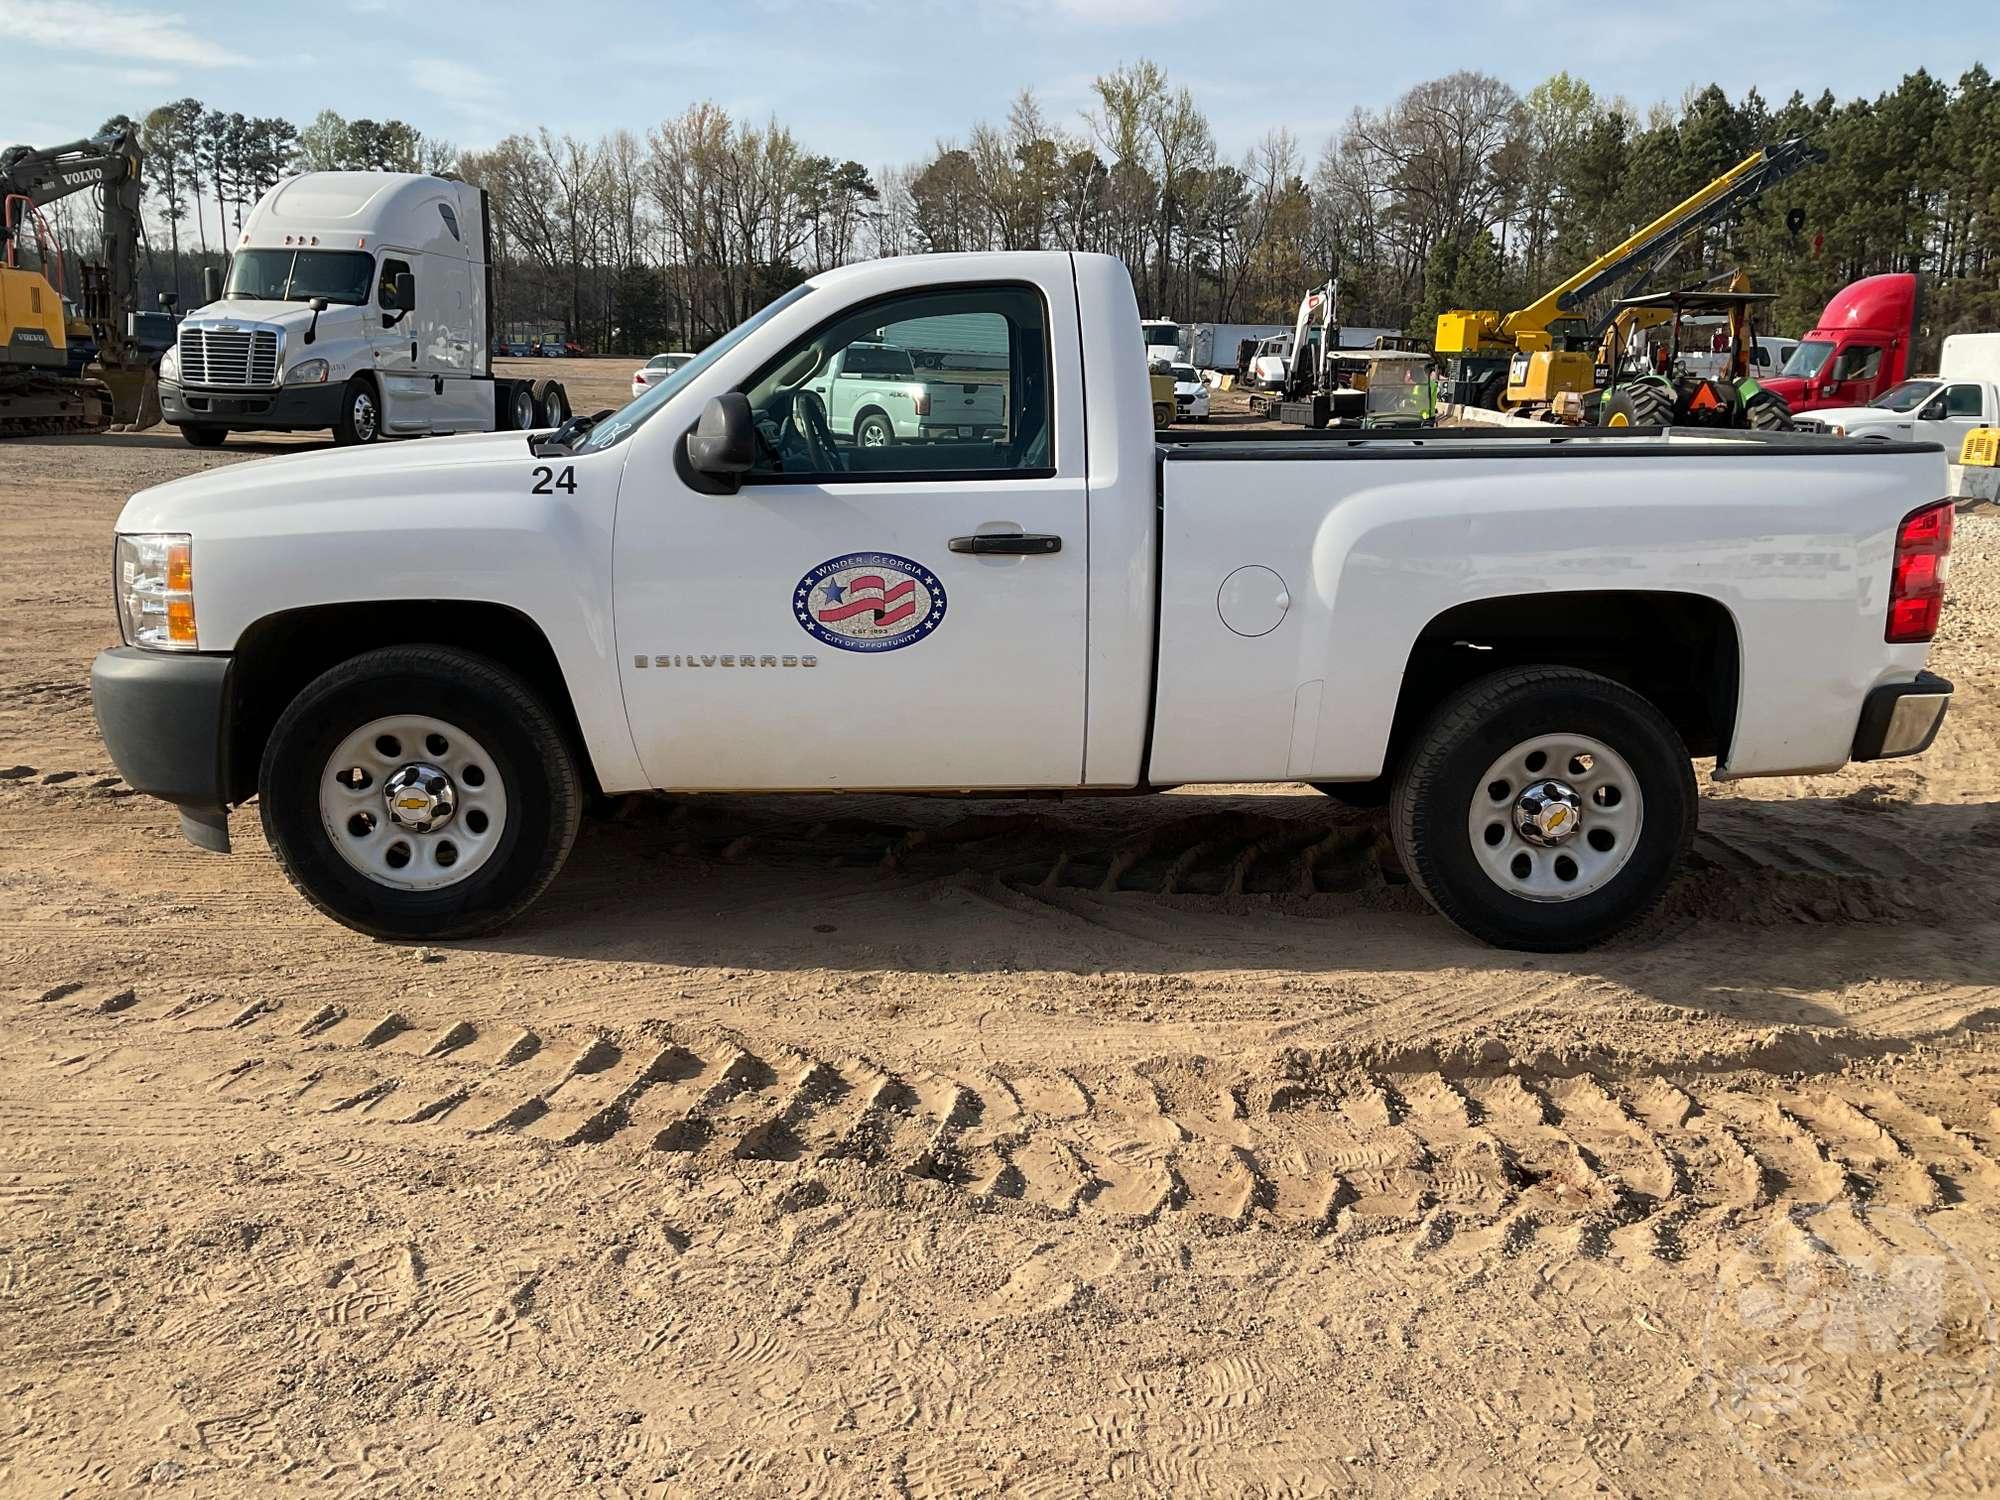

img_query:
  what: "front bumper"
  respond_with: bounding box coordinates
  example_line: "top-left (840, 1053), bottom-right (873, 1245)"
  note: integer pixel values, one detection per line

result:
top-left (91, 647), bottom-right (234, 851)
top-left (160, 378), bottom-right (345, 432)
top-left (1852, 671), bottom-right (1952, 761)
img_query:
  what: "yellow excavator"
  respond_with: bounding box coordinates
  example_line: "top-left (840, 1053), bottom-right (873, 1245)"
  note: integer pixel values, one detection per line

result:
top-left (1436, 136), bottom-right (1825, 416)
top-left (1, 125), bottom-right (166, 437)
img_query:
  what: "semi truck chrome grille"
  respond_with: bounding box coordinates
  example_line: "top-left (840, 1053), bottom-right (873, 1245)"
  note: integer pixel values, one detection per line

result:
top-left (178, 327), bottom-right (279, 387)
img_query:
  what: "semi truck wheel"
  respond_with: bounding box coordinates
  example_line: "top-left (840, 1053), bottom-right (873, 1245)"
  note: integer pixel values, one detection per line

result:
top-left (179, 424), bottom-right (228, 449)
top-left (507, 383), bottom-right (536, 431)
top-left (258, 646), bottom-right (582, 940)
top-left (537, 382), bottom-right (567, 427)
top-left (333, 378), bottom-right (382, 445)
top-left (1390, 667), bottom-right (1695, 951)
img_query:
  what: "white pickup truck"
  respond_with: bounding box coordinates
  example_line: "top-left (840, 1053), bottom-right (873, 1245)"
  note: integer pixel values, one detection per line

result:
top-left (91, 252), bottom-right (1956, 951)
top-left (800, 341), bottom-right (1007, 448)
top-left (1805, 334), bottom-right (2000, 453)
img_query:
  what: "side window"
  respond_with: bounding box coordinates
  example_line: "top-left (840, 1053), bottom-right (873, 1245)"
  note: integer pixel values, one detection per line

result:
top-left (1945, 383), bottom-right (1983, 417)
top-left (742, 285), bottom-right (1051, 481)
top-left (378, 257), bottom-right (412, 311)
top-left (438, 203), bottom-right (461, 241)
top-left (1834, 345), bottom-right (1882, 383)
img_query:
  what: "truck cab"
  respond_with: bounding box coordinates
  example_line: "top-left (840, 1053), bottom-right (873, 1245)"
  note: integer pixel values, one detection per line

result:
top-left (1763, 273), bottom-right (1919, 414)
top-left (158, 172), bottom-right (561, 448)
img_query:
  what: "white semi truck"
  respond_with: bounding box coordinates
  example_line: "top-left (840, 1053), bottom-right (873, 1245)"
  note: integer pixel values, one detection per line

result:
top-left (159, 172), bottom-right (567, 447)
top-left (94, 251), bottom-right (1955, 951)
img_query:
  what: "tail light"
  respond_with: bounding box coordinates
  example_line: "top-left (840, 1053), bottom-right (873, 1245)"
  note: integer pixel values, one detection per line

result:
top-left (911, 390), bottom-right (930, 417)
top-left (1886, 500), bottom-right (1953, 643)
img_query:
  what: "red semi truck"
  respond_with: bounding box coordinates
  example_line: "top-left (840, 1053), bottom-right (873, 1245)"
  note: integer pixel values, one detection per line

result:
top-left (1764, 273), bottom-right (1920, 414)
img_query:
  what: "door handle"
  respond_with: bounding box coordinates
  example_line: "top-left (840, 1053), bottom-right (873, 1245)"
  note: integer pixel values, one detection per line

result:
top-left (949, 533), bottom-right (1062, 555)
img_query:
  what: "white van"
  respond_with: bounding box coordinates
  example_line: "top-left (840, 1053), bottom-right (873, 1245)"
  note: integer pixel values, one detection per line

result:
top-left (159, 172), bottom-right (565, 447)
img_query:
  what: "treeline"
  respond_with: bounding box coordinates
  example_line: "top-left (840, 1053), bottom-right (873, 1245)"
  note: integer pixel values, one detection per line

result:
top-left (77, 62), bottom-right (2000, 355)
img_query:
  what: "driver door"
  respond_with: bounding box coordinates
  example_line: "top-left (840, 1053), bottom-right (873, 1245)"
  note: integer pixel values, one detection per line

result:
top-left (612, 280), bottom-right (1089, 791)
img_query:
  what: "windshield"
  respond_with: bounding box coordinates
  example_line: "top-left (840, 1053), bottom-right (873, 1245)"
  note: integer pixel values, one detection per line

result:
top-left (1142, 322), bottom-right (1180, 349)
top-left (580, 281), bottom-right (815, 452)
top-left (1870, 380), bottom-right (1941, 413)
top-left (842, 345), bottom-right (915, 378)
top-left (224, 248), bottom-right (374, 306)
top-left (1779, 339), bottom-right (1835, 379)
top-left (1171, 365), bottom-right (1197, 382)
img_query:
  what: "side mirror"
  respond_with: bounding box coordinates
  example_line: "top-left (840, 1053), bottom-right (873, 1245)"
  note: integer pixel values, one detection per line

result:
top-left (202, 266), bottom-right (222, 303)
top-left (310, 296), bottom-right (329, 313)
top-left (391, 271), bottom-right (416, 313)
top-left (686, 393), bottom-right (756, 486)
top-left (158, 291), bottom-right (177, 311)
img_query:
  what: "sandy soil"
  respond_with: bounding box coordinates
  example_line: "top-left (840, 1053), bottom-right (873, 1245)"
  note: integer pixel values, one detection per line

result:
top-left (3, 427), bottom-right (1999, 1497)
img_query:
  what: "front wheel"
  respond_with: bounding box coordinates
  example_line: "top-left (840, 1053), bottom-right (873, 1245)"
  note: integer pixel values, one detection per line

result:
top-left (1390, 667), bottom-right (1695, 951)
top-left (333, 377), bottom-right (381, 445)
top-left (1744, 389), bottom-right (1794, 432)
top-left (258, 646), bottom-right (582, 940)
top-left (179, 423), bottom-right (228, 449)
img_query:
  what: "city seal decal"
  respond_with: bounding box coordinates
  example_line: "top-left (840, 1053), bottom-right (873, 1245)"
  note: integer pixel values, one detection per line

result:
top-left (794, 552), bottom-right (946, 654)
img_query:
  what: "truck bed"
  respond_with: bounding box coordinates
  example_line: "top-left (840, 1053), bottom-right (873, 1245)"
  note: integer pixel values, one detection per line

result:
top-left (1146, 424), bottom-right (1950, 787)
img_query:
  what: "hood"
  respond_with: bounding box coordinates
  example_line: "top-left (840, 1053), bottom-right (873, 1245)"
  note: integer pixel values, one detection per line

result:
top-left (1806, 405), bottom-right (1912, 433)
top-left (118, 430), bottom-right (539, 532)
top-left (182, 299), bottom-right (364, 330)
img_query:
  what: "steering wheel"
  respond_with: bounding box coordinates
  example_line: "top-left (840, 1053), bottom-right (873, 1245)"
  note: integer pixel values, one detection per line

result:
top-left (791, 390), bottom-right (844, 474)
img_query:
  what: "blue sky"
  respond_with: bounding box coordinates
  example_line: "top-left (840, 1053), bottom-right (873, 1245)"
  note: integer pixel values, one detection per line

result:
top-left (3, 0), bottom-right (1997, 168)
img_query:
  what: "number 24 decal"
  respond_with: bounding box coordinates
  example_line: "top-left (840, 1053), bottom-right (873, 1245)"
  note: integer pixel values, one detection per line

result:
top-left (531, 465), bottom-right (576, 494)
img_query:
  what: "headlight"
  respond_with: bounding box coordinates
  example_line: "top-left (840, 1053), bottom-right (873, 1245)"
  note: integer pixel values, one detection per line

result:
top-left (287, 357), bottom-right (330, 385)
top-left (115, 533), bottom-right (197, 650)
top-left (159, 345), bottom-right (179, 382)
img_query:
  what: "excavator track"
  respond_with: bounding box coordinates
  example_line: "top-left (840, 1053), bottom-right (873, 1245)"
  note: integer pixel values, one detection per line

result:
top-left (0, 373), bottom-right (114, 439)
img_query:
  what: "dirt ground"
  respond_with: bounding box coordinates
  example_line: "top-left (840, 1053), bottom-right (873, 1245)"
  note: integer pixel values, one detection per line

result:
top-left (3, 419), bottom-right (1999, 1499)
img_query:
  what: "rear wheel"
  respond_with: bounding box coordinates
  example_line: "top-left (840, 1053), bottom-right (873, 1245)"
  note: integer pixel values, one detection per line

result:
top-left (259, 646), bottom-right (582, 940)
top-left (1744, 388), bottom-right (1794, 432)
top-left (1390, 667), bottom-right (1695, 951)
top-left (537, 381), bottom-right (568, 427)
top-left (507, 383), bottom-right (536, 431)
top-left (855, 411), bottom-right (895, 448)
top-left (1601, 383), bottom-right (1674, 429)
top-left (179, 423), bottom-right (228, 449)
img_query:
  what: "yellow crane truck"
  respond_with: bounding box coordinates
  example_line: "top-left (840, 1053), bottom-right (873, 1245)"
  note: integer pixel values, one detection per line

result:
top-left (1436, 136), bottom-right (1825, 417)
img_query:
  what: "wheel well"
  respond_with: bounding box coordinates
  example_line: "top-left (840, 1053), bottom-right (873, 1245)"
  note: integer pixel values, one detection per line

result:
top-left (1386, 590), bottom-right (1740, 771)
top-left (227, 601), bottom-right (594, 803)
top-left (853, 405), bottom-right (890, 435)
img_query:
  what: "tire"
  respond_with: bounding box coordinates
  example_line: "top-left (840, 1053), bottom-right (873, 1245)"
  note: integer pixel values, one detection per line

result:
top-left (179, 423), bottom-right (227, 449)
top-left (537, 381), bottom-right (567, 427)
top-left (507, 383), bottom-right (536, 432)
top-left (333, 377), bottom-right (382, 445)
top-left (1600, 383), bottom-right (1674, 429)
top-left (1153, 402), bottom-right (1173, 429)
top-left (1744, 389), bottom-right (1794, 432)
top-left (1311, 777), bottom-right (1391, 808)
top-left (854, 410), bottom-right (895, 448)
top-left (258, 646), bottom-right (582, 941)
top-left (1390, 666), bottom-right (1696, 951)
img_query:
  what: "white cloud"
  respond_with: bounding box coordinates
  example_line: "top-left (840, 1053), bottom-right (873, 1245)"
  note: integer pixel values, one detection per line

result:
top-left (402, 57), bottom-right (508, 132)
top-left (0, 0), bottom-right (247, 66)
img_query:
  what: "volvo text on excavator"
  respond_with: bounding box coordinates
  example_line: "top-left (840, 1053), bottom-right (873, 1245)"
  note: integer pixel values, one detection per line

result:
top-left (1435, 136), bottom-right (1826, 417)
top-left (1, 125), bottom-right (167, 437)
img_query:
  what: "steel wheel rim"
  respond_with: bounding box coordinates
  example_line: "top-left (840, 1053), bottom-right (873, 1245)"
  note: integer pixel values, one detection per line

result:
top-left (353, 390), bottom-right (378, 441)
top-left (515, 390), bottom-right (534, 428)
top-left (319, 713), bottom-right (508, 891)
top-left (545, 391), bottom-right (565, 424)
top-left (1467, 732), bottom-right (1643, 903)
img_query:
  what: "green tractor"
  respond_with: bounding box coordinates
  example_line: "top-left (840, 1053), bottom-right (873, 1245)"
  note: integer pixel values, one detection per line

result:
top-left (1592, 288), bottom-right (1794, 432)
